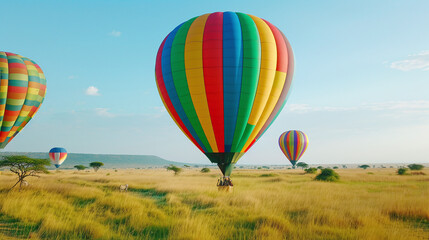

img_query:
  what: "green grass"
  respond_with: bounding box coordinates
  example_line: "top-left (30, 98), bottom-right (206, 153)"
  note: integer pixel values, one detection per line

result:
top-left (0, 168), bottom-right (428, 239)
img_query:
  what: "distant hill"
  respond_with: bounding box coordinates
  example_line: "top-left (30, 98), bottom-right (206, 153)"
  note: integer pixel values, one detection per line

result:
top-left (0, 152), bottom-right (188, 169)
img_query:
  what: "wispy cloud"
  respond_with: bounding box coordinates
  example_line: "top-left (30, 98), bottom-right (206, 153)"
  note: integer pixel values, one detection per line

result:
top-left (390, 50), bottom-right (429, 71)
top-left (85, 86), bottom-right (100, 96)
top-left (153, 106), bottom-right (166, 113)
top-left (109, 30), bottom-right (121, 37)
top-left (95, 108), bottom-right (116, 118)
top-left (287, 101), bottom-right (429, 114)
top-left (68, 75), bottom-right (76, 79)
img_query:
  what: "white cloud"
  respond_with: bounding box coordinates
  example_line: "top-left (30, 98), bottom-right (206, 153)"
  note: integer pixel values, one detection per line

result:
top-left (390, 50), bottom-right (429, 71)
top-left (68, 75), bottom-right (76, 79)
top-left (153, 106), bottom-right (166, 113)
top-left (286, 101), bottom-right (429, 114)
top-left (95, 108), bottom-right (115, 118)
top-left (85, 86), bottom-right (100, 96)
top-left (109, 30), bottom-right (121, 37)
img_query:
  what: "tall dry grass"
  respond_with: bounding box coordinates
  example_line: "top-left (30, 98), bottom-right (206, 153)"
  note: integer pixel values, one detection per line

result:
top-left (0, 168), bottom-right (428, 239)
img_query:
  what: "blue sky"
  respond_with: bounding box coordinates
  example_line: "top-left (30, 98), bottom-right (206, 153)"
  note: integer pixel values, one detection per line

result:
top-left (1, 0), bottom-right (428, 165)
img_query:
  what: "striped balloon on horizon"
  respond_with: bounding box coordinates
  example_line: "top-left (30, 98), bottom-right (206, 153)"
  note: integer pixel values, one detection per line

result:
top-left (155, 12), bottom-right (294, 176)
top-left (0, 52), bottom-right (47, 149)
top-left (279, 130), bottom-right (308, 167)
top-left (49, 147), bottom-right (67, 168)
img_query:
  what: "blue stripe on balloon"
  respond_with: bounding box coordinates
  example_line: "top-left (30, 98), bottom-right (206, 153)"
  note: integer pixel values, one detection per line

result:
top-left (161, 23), bottom-right (208, 152)
top-left (50, 147), bottom-right (67, 153)
top-left (223, 12), bottom-right (243, 152)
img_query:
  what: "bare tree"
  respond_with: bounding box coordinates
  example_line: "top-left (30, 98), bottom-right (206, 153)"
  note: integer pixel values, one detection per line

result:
top-left (0, 155), bottom-right (50, 190)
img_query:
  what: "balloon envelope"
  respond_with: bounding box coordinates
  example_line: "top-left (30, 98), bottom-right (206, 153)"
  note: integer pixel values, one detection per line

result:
top-left (0, 52), bottom-right (47, 149)
top-left (155, 12), bottom-right (294, 176)
top-left (49, 147), bottom-right (67, 168)
top-left (279, 130), bottom-right (308, 166)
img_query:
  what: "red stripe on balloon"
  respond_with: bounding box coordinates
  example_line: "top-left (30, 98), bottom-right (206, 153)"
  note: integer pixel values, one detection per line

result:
top-left (263, 20), bottom-right (288, 72)
top-left (60, 152), bottom-right (67, 160)
top-left (203, 12), bottom-right (224, 152)
top-left (244, 139), bottom-right (256, 152)
top-left (155, 37), bottom-right (204, 153)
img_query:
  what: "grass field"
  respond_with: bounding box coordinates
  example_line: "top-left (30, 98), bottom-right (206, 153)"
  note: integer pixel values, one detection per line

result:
top-left (0, 168), bottom-right (428, 240)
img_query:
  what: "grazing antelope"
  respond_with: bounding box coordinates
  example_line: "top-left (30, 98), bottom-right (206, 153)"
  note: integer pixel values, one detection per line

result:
top-left (21, 180), bottom-right (29, 187)
top-left (119, 184), bottom-right (128, 192)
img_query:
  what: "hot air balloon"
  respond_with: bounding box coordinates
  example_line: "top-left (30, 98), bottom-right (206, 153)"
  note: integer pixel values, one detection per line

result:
top-left (279, 130), bottom-right (308, 168)
top-left (155, 12), bottom-right (294, 178)
top-left (0, 52), bottom-right (47, 149)
top-left (49, 147), bottom-right (67, 168)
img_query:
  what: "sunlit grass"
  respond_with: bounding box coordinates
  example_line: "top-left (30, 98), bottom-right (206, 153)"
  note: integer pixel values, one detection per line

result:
top-left (0, 168), bottom-right (428, 239)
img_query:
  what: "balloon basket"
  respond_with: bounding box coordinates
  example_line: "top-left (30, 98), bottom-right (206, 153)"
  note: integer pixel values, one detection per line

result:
top-left (217, 185), bottom-right (233, 192)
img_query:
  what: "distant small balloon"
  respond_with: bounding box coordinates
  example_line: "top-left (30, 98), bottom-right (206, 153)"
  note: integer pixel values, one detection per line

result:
top-left (49, 147), bottom-right (67, 168)
top-left (279, 130), bottom-right (308, 167)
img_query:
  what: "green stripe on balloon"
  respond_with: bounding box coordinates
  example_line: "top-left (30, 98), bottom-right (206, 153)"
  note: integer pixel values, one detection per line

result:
top-left (170, 17), bottom-right (213, 152)
top-left (230, 13), bottom-right (261, 152)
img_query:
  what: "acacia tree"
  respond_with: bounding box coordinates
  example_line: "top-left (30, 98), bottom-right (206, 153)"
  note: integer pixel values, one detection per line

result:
top-left (0, 155), bottom-right (50, 190)
top-left (359, 165), bottom-right (370, 170)
top-left (74, 165), bottom-right (87, 171)
top-left (90, 162), bottom-right (104, 172)
top-left (167, 165), bottom-right (182, 175)
top-left (296, 162), bottom-right (308, 169)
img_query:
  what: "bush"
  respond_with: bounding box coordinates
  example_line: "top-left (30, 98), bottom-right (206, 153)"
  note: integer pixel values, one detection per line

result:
top-left (259, 173), bottom-right (278, 177)
top-left (397, 168), bottom-right (408, 175)
top-left (408, 164), bottom-right (424, 170)
top-left (359, 165), bottom-right (370, 169)
top-left (333, 166), bottom-right (339, 169)
top-left (200, 167), bottom-right (210, 173)
top-left (315, 169), bottom-right (340, 182)
top-left (304, 168), bottom-right (317, 174)
top-left (317, 166), bottom-right (324, 169)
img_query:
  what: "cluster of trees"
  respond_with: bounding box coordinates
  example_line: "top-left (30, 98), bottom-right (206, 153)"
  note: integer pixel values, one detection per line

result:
top-left (397, 164), bottom-right (424, 175)
top-left (74, 162), bottom-right (104, 172)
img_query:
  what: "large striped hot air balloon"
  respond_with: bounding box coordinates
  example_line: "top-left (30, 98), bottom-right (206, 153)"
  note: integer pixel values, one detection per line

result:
top-left (279, 130), bottom-right (308, 168)
top-left (155, 12), bottom-right (294, 177)
top-left (49, 147), bottom-right (67, 168)
top-left (0, 52), bottom-right (47, 149)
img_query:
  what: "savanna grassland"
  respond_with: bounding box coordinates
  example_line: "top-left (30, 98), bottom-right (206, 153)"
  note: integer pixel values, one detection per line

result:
top-left (0, 168), bottom-right (428, 240)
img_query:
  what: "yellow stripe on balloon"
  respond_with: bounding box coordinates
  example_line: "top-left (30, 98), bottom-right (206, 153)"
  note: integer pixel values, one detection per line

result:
top-left (184, 14), bottom-right (219, 152)
top-left (246, 15), bottom-right (277, 126)
top-left (241, 71), bottom-right (287, 150)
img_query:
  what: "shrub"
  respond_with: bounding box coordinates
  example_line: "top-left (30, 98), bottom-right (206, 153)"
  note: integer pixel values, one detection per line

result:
top-left (200, 167), bottom-right (210, 173)
top-left (304, 168), bottom-right (317, 174)
top-left (397, 168), bottom-right (408, 175)
top-left (408, 164), bottom-right (424, 170)
top-left (315, 169), bottom-right (340, 182)
top-left (317, 166), bottom-right (324, 169)
top-left (259, 173), bottom-right (278, 177)
top-left (333, 166), bottom-right (339, 169)
top-left (359, 165), bottom-right (370, 169)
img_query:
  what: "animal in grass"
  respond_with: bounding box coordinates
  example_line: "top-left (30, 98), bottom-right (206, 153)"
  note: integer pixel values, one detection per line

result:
top-left (155, 12), bottom-right (295, 180)
top-left (119, 184), bottom-right (128, 192)
top-left (21, 180), bottom-right (29, 187)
